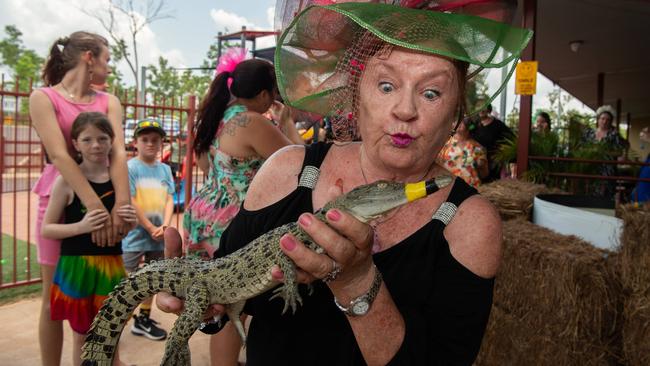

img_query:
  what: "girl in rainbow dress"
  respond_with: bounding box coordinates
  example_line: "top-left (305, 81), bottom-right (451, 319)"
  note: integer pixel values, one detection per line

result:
top-left (41, 112), bottom-right (137, 366)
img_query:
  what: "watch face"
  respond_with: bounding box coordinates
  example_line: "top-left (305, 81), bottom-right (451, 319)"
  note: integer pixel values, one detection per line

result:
top-left (352, 300), bottom-right (370, 316)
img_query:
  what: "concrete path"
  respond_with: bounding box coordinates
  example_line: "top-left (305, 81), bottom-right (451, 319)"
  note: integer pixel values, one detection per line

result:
top-left (0, 296), bottom-right (213, 365)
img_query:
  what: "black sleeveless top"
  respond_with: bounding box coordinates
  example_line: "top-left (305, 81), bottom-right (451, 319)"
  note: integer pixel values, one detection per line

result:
top-left (217, 142), bottom-right (494, 365)
top-left (61, 179), bottom-right (122, 256)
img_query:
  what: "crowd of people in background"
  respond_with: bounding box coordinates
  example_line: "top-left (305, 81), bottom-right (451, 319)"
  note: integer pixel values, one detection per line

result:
top-left (437, 102), bottom-right (513, 188)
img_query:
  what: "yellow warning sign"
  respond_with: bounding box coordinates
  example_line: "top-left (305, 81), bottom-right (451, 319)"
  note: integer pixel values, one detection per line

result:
top-left (515, 61), bottom-right (538, 95)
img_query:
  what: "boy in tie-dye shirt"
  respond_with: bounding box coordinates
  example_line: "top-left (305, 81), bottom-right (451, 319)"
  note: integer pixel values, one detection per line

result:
top-left (122, 119), bottom-right (174, 341)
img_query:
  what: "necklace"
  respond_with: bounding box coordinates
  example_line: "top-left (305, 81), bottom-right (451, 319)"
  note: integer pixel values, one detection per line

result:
top-left (359, 148), bottom-right (436, 253)
top-left (60, 82), bottom-right (76, 100)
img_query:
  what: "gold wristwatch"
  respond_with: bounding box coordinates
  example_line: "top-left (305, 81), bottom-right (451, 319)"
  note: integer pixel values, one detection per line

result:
top-left (334, 265), bottom-right (383, 317)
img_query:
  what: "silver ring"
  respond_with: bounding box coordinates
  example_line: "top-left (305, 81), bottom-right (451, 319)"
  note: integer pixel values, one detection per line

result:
top-left (323, 259), bottom-right (342, 283)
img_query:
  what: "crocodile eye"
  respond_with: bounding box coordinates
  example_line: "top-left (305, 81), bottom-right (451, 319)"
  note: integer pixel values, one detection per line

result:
top-left (378, 182), bottom-right (387, 188)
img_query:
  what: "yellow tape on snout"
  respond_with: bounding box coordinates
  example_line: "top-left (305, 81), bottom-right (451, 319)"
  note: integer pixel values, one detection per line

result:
top-left (405, 181), bottom-right (426, 202)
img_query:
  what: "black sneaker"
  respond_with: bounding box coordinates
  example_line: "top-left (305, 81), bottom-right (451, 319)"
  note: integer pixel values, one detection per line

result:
top-left (131, 314), bottom-right (167, 341)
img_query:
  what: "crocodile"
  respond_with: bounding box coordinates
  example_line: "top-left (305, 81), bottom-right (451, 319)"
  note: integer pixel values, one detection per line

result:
top-left (81, 175), bottom-right (453, 366)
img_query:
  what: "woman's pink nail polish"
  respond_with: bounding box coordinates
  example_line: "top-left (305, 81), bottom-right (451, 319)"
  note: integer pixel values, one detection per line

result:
top-left (327, 209), bottom-right (341, 221)
top-left (272, 267), bottom-right (285, 280)
top-left (281, 236), bottom-right (296, 251)
top-left (299, 214), bottom-right (312, 226)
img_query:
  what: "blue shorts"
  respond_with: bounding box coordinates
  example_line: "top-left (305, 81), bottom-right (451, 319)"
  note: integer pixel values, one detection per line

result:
top-left (122, 250), bottom-right (164, 272)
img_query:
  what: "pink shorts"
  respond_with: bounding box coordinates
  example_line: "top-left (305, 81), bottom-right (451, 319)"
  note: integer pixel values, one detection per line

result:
top-left (36, 194), bottom-right (61, 266)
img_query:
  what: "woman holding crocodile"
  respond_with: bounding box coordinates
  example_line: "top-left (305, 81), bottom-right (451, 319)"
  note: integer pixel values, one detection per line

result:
top-left (158, 1), bottom-right (531, 364)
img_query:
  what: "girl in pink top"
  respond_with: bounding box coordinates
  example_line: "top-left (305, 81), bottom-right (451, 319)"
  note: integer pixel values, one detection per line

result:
top-left (29, 31), bottom-right (130, 366)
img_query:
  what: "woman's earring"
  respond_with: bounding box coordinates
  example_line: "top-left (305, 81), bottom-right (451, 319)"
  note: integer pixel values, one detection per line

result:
top-left (449, 122), bottom-right (459, 136)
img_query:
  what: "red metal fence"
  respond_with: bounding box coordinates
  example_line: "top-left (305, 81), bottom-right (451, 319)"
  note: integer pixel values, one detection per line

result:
top-left (0, 77), bottom-right (198, 289)
top-left (2, 76), bottom-right (648, 290)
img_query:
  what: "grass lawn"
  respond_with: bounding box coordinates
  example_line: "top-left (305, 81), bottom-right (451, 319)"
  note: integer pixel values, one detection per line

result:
top-left (0, 234), bottom-right (41, 305)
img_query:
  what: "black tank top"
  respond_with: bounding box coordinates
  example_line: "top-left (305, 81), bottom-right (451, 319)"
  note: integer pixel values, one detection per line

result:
top-left (61, 179), bottom-right (122, 256)
top-left (217, 142), bottom-right (494, 365)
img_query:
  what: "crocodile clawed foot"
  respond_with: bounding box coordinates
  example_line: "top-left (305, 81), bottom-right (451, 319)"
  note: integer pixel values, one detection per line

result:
top-left (271, 285), bottom-right (303, 314)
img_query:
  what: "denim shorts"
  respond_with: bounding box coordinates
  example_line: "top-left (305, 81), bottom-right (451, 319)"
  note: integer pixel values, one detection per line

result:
top-left (122, 250), bottom-right (164, 272)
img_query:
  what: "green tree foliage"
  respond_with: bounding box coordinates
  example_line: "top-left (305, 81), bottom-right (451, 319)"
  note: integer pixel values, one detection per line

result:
top-left (14, 49), bottom-right (42, 84)
top-left (106, 67), bottom-right (129, 96)
top-left (147, 56), bottom-right (181, 98)
top-left (506, 105), bottom-right (519, 130)
top-left (465, 72), bottom-right (489, 113)
top-left (145, 40), bottom-right (225, 106)
top-left (0, 25), bottom-right (44, 89)
top-left (0, 25), bottom-right (44, 119)
top-left (0, 25), bottom-right (22, 67)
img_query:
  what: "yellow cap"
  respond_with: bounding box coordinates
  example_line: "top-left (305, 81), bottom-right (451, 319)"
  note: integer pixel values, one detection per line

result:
top-left (405, 181), bottom-right (427, 202)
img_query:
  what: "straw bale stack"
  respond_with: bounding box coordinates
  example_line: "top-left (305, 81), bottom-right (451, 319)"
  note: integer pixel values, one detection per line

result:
top-left (475, 219), bottom-right (622, 366)
top-left (616, 204), bottom-right (650, 366)
top-left (478, 179), bottom-right (561, 221)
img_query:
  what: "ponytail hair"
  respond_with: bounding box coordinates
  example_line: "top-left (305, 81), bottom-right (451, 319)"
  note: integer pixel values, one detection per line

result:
top-left (193, 71), bottom-right (232, 154)
top-left (193, 58), bottom-right (276, 155)
top-left (42, 31), bottom-right (108, 86)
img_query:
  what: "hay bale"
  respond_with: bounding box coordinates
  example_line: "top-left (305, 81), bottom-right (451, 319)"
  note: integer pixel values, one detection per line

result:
top-left (478, 179), bottom-right (561, 221)
top-left (477, 305), bottom-right (578, 365)
top-left (616, 204), bottom-right (650, 366)
top-left (475, 219), bottom-right (621, 366)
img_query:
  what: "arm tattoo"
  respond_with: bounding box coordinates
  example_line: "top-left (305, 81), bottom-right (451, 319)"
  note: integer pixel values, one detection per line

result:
top-left (223, 113), bottom-right (251, 136)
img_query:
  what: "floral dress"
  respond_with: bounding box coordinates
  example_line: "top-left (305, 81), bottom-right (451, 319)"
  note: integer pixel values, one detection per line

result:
top-left (582, 128), bottom-right (627, 196)
top-left (437, 135), bottom-right (487, 188)
top-left (183, 105), bottom-right (264, 259)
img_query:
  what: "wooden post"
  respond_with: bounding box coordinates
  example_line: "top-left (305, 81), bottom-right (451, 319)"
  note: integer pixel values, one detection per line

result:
top-left (597, 72), bottom-right (604, 107)
top-left (516, 0), bottom-right (537, 178)
top-left (615, 98), bottom-right (621, 130)
top-left (217, 32), bottom-right (223, 59)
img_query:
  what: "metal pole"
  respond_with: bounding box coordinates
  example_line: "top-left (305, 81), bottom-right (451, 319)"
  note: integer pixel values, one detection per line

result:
top-left (139, 66), bottom-right (146, 119)
top-left (217, 32), bottom-right (223, 59)
top-left (240, 26), bottom-right (246, 50)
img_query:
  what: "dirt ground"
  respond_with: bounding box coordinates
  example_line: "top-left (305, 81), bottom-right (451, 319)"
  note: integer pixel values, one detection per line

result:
top-left (0, 191), bottom-right (218, 365)
top-left (0, 296), bottom-right (215, 365)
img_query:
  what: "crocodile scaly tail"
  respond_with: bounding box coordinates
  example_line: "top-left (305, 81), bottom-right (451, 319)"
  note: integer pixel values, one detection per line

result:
top-left (81, 266), bottom-right (167, 366)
